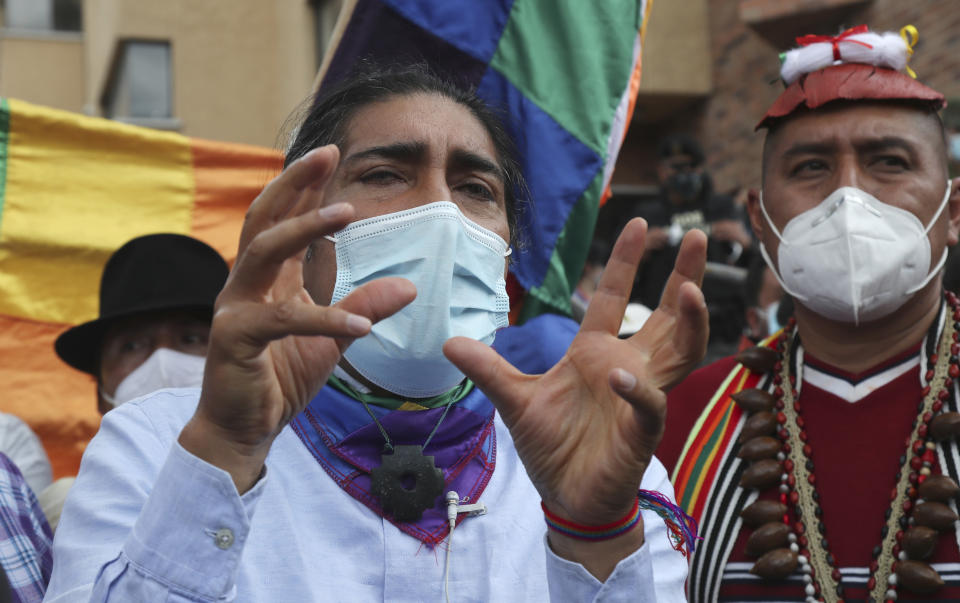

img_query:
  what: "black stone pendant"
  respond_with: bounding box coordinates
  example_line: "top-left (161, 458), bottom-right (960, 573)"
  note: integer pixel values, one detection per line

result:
top-left (370, 445), bottom-right (445, 522)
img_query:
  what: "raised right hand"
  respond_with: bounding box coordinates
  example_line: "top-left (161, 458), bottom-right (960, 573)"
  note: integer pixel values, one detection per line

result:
top-left (178, 145), bottom-right (416, 492)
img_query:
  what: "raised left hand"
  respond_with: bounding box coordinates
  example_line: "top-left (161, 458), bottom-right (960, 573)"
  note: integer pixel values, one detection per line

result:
top-left (444, 218), bottom-right (708, 573)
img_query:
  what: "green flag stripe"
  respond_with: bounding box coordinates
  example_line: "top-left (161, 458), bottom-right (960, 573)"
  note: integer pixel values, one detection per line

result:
top-left (491, 0), bottom-right (639, 156)
top-left (519, 172), bottom-right (603, 321)
top-left (0, 98), bottom-right (9, 234)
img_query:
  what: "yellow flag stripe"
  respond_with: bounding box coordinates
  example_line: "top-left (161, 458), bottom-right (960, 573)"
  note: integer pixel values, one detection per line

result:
top-left (0, 98), bottom-right (195, 325)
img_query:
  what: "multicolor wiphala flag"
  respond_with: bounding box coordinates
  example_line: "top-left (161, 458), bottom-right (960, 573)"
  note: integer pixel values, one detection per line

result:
top-left (319, 0), bottom-right (653, 320)
top-left (0, 98), bottom-right (282, 476)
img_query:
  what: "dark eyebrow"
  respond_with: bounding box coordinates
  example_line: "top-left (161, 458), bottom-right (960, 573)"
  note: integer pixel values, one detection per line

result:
top-left (449, 149), bottom-right (504, 184)
top-left (343, 141), bottom-right (427, 165)
top-left (782, 136), bottom-right (919, 160)
top-left (855, 136), bottom-right (917, 155)
top-left (781, 141), bottom-right (837, 160)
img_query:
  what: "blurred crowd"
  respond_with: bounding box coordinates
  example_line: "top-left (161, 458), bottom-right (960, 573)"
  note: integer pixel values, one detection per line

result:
top-left (577, 130), bottom-right (960, 366)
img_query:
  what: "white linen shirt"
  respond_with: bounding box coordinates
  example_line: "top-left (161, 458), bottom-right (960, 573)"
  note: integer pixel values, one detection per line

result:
top-left (44, 388), bottom-right (687, 602)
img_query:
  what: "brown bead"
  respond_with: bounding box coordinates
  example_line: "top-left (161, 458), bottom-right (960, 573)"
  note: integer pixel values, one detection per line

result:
top-left (737, 436), bottom-right (782, 461)
top-left (739, 458), bottom-right (782, 490)
top-left (740, 411), bottom-right (777, 442)
top-left (740, 500), bottom-right (788, 528)
top-left (918, 474), bottom-right (960, 502)
top-left (912, 501), bottom-right (959, 531)
top-left (736, 346), bottom-right (779, 374)
top-left (731, 388), bottom-right (777, 413)
top-left (750, 548), bottom-right (799, 580)
top-left (929, 412), bottom-right (960, 441)
top-left (896, 560), bottom-right (945, 594)
top-left (902, 526), bottom-right (939, 560)
top-left (745, 522), bottom-right (791, 557)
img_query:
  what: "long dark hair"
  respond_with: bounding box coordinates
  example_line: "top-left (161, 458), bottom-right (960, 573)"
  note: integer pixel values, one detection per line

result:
top-left (285, 63), bottom-right (527, 244)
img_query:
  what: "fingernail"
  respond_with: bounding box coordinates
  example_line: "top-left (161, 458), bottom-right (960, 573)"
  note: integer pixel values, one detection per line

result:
top-left (304, 144), bottom-right (337, 159)
top-left (297, 147), bottom-right (323, 163)
top-left (318, 203), bottom-right (350, 220)
top-left (612, 368), bottom-right (637, 391)
top-left (346, 314), bottom-right (371, 335)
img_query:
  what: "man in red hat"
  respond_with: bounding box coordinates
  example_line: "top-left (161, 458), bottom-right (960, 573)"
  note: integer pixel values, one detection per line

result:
top-left (658, 26), bottom-right (960, 602)
top-left (55, 234), bottom-right (229, 415)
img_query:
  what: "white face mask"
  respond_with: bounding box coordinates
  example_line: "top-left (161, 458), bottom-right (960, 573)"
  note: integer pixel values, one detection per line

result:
top-left (759, 182), bottom-right (952, 325)
top-left (102, 347), bottom-right (206, 407)
top-left (327, 202), bottom-right (511, 398)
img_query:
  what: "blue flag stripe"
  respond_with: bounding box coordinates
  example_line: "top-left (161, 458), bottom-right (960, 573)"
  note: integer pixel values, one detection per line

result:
top-left (476, 66), bottom-right (603, 289)
top-left (381, 0), bottom-right (516, 63)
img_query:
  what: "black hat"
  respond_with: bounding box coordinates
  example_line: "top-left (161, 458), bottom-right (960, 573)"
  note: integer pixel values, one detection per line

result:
top-left (55, 234), bottom-right (229, 375)
top-left (657, 133), bottom-right (705, 166)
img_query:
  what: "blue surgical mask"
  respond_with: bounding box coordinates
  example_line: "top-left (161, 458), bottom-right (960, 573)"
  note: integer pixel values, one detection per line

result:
top-left (327, 202), bottom-right (511, 398)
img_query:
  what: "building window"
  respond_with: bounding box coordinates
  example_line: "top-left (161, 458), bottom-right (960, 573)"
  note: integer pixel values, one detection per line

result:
top-left (104, 41), bottom-right (172, 121)
top-left (2, 0), bottom-right (82, 32)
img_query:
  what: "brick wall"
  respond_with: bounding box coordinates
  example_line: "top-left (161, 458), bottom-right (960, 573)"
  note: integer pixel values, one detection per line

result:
top-left (615, 0), bottom-right (960, 195)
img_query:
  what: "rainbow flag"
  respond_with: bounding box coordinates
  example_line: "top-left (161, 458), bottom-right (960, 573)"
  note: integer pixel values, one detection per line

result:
top-left (320, 0), bottom-right (652, 320)
top-left (0, 98), bottom-right (283, 477)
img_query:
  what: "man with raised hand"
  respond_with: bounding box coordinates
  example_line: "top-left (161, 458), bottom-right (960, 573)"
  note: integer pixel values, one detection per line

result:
top-left (659, 26), bottom-right (960, 603)
top-left (47, 66), bottom-right (705, 602)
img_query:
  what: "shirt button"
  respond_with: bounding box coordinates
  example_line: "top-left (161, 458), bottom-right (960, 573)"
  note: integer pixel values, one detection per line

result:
top-left (214, 528), bottom-right (234, 550)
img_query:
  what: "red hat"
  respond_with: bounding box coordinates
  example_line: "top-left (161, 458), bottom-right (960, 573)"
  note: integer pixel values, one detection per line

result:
top-left (756, 26), bottom-right (945, 130)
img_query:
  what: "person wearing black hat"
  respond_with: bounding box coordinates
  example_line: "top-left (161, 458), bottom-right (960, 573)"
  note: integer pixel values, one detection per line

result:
top-left (55, 233), bottom-right (229, 414)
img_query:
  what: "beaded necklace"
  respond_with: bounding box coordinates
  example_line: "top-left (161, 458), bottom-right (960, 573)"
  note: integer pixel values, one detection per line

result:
top-left (738, 293), bottom-right (960, 603)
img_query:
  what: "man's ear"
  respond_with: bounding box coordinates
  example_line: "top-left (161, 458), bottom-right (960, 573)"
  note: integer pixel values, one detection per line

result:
top-left (948, 177), bottom-right (960, 247)
top-left (746, 188), bottom-right (764, 241)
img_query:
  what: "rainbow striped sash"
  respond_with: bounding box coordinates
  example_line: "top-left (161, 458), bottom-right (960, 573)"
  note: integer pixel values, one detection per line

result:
top-left (671, 353), bottom-right (767, 523)
top-left (671, 334), bottom-right (779, 603)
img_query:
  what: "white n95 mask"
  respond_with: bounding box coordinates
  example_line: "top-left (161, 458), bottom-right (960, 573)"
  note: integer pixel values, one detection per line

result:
top-left (103, 347), bottom-right (206, 407)
top-left (759, 182), bottom-right (952, 325)
top-left (327, 202), bottom-right (511, 398)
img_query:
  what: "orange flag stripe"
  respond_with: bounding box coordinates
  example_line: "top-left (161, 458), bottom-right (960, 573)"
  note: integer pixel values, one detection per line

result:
top-left (0, 315), bottom-right (98, 477)
top-left (189, 138), bottom-right (283, 265)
